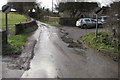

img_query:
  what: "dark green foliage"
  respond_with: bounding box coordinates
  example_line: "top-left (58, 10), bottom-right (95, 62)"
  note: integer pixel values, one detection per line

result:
top-left (82, 31), bottom-right (119, 59)
top-left (7, 1), bottom-right (44, 20)
top-left (9, 2), bottom-right (28, 13)
top-left (83, 32), bottom-right (120, 52)
top-left (56, 2), bottom-right (98, 18)
top-left (104, 2), bottom-right (120, 41)
top-left (59, 18), bottom-right (79, 26)
top-left (8, 2), bottom-right (36, 14)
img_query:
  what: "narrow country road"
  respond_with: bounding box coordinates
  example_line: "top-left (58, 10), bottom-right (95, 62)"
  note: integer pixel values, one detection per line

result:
top-left (21, 21), bottom-right (118, 78)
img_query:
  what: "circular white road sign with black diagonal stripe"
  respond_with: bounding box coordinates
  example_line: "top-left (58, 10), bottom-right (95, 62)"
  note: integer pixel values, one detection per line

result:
top-left (2, 5), bottom-right (11, 13)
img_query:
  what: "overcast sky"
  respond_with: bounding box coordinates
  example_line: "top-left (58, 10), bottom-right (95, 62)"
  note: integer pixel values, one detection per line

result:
top-left (0, 0), bottom-right (7, 10)
top-left (0, 0), bottom-right (120, 10)
top-left (37, 0), bottom-right (57, 9)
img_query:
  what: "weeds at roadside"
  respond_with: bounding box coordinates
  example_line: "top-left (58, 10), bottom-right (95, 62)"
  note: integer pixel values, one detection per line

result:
top-left (2, 35), bottom-right (28, 55)
top-left (82, 31), bottom-right (119, 60)
top-left (2, 24), bottom-right (38, 56)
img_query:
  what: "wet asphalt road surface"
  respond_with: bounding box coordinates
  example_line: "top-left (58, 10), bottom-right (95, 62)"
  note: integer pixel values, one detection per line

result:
top-left (21, 21), bottom-right (118, 78)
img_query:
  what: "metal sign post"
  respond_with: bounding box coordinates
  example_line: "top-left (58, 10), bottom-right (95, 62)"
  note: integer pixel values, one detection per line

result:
top-left (95, 7), bottom-right (104, 39)
top-left (95, 14), bottom-right (98, 38)
top-left (2, 5), bottom-right (11, 44)
top-left (5, 13), bottom-right (8, 44)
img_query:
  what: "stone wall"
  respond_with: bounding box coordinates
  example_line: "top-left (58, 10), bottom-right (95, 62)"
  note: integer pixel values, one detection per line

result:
top-left (0, 30), bottom-right (7, 45)
top-left (1, 21), bottom-right (37, 45)
top-left (15, 21), bottom-right (37, 35)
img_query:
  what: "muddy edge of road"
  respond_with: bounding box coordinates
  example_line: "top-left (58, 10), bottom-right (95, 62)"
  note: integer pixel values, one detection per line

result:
top-left (2, 24), bottom-right (86, 78)
top-left (2, 32), bottom-right (37, 78)
top-left (58, 26), bottom-right (119, 62)
top-left (59, 28), bottom-right (87, 51)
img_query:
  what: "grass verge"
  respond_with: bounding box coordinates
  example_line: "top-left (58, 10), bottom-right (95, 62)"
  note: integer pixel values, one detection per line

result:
top-left (3, 35), bottom-right (27, 55)
top-left (1, 12), bottom-right (37, 55)
top-left (82, 31), bottom-right (119, 60)
top-left (1, 12), bottom-right (28, 32)
top-left (41, 21), bottom-right (61, 27)
top-left (2, 25), bottom-right (38, 55)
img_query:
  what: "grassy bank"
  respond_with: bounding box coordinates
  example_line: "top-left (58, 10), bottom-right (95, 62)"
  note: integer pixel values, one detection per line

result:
top-left (2, 25), bottom-right (38, 55)
top-left (41, 21), bottom-right (61, 27)
top-left (1, 12), bottom-right (37, 55)
top-left (1, 12), bottom-right (28, 31)
top-left (82, 31), bottom-right (119, 59)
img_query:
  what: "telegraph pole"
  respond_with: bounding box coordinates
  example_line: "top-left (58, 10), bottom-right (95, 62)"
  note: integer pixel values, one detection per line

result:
top-left (52, 0), bottom-right (53, 12)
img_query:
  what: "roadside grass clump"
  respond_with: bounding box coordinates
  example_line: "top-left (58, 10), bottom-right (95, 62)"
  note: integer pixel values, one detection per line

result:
top-left (41, 21), bottom-right (61, 27)
top-left (3, 35), bottom-right (27, 55)
top-left (82, 31), bottom-right (119, 59)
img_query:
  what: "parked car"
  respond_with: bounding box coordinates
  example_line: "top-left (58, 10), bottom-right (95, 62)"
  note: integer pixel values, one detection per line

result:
top-left (98, 16), bottom-right (109, 23)
top-left (76, 18), bottom-right (102, 28)
top-left (94, 19), bottom-right (103, 25)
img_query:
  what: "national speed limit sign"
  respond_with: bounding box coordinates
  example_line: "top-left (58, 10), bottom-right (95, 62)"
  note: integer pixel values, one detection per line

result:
top-left (2, 5), bottom-right (11, 13)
